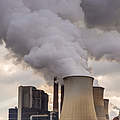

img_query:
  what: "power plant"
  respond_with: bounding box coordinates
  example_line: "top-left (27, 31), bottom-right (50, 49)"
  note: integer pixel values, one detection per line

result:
top-left (60, 76), bottom-right (97, 120)
top-left (8, 75), bottom-right (112, 120)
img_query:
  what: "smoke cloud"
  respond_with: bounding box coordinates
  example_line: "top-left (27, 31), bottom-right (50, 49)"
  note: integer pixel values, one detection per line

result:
top-left (0, 0), bottom-right (120, 82)
top-left (111, 103), bottom-right (120, 111)
top-left (0, 0), bottom-right (89, 80)
top-left (81, 0), bottom-right (120, 31)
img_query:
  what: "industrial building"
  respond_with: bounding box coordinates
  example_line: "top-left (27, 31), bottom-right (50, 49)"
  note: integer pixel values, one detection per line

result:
top-left (30, 111), bottom-right (58, 120)
top-left (18, 86), bottom-right (48, 120)
top-left (30, 114), bottom-right (50, 120)
top-left (8, 107), bottom-right (18, 120)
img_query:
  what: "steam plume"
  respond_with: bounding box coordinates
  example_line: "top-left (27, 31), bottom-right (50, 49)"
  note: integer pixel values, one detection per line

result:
top-left (111, 103), bottom-right (120, 111)
top-left (0, 0), bottom-right (89, 80)
top-left (0, 0), bottom-right (120, 82)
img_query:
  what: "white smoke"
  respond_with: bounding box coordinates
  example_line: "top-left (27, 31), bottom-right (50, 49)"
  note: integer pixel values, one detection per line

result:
top-left (81, 28), bottom-right (120, 62)
top-left (93, 79), bottom-right (99, 86)
top-left (0, 0), bottom-right (120, 82)
top-left (111, 103), bottom-right (120, 111)
top-left (0, 0), bottom-right (90, 81)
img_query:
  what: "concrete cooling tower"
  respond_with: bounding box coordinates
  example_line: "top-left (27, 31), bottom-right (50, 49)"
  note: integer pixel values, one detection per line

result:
top-left (60, 76), bottom-right (97, 120)
top-left (104, 99), bottom-right (109, 120)
top-left (93, 87), bottom-right (106, 120)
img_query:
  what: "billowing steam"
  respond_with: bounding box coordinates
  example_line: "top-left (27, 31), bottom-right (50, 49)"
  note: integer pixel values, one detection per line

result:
top-left (0, 0), bottom-right (89, 79)
top-left (0, 0), bottom-right (120, 81)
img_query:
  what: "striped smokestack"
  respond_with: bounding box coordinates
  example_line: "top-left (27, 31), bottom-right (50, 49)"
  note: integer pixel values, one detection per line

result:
top-left (93, 87), bottom-right (106, 120)
top-left (53, 77), bottom-right (59, 113)
top-left (104, 99), bottom-right (109, 120)
top-left (60, 85), bottom-right (64, 113)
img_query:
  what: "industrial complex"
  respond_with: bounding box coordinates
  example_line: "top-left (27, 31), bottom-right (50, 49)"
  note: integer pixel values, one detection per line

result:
top-left (8, 76), bottom-right (119, 120)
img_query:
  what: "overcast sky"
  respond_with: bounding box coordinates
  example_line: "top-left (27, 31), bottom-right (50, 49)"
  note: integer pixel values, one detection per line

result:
top-left (1, 0), bottom-right (120, 120)
top-left (0, 45), bottom-right (120, 120)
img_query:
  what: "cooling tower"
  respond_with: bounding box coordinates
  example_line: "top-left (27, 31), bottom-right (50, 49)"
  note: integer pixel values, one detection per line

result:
top-left (104, 99), bottom-right (109, 120)
top-left (93, 87), bottom-right (106, 120)
top-left (60, 76), bottom-right (97, 120)
top-left (60, 85), bottom-right (64, 113)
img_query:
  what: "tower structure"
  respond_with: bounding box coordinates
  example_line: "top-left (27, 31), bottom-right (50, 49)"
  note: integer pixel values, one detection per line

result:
top-left (60, 76), bottom-right (97, 120)
top-left (93, 87), bottom-right (106, 120)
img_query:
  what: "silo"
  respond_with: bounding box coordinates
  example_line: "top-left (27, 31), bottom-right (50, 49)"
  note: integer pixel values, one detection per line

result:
top-left (60, 76), bottom-right (97, 120)
top-left (93, 87), bottom-right (106, 120)
top-left (104, 99), bottom-right (109, 120)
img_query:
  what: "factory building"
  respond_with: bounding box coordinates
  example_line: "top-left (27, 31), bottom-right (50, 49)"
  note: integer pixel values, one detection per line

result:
top-left (30, 114), bottom-right (50, 120)
top-left (60, 76), bottom-right (97, 120)
top-left (18, 86), bottom-right (48, 120)
top-left (8, 107), bottom-right (18, 120)
top-left (93, 87), bottom-right (106, 120)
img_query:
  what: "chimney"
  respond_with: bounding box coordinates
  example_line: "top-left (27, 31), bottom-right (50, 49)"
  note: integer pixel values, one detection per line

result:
top-left (60, 76), bottom-right (97, 120)
top-left (53, 77), bottom-right (59, 113)
top-left (104, 99), bottom-right (109, 120)
top-left (93, 87), bottom-right (106, 120)
top-left (60, 85), bottom-right (64, 113)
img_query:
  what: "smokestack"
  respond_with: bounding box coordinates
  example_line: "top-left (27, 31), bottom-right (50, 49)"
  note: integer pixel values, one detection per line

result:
top-left (118, 110), bottom-right (120, 120)
top-left (60, 85), bottom-right (64, 113)
top-left (93, 87), bottom-right (106, 120)
top-left (60, 76), bottom-right (97, 120)
top-left (53, 77), bottom-right (59, 113)
top-left (104, 99), bottom-right (109, 120)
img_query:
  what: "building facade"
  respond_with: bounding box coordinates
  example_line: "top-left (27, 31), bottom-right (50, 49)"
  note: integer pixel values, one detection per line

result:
top-left (18, 86), bottom-right (48, 120)
top-left (8, 107), bottom-right (18, 120)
